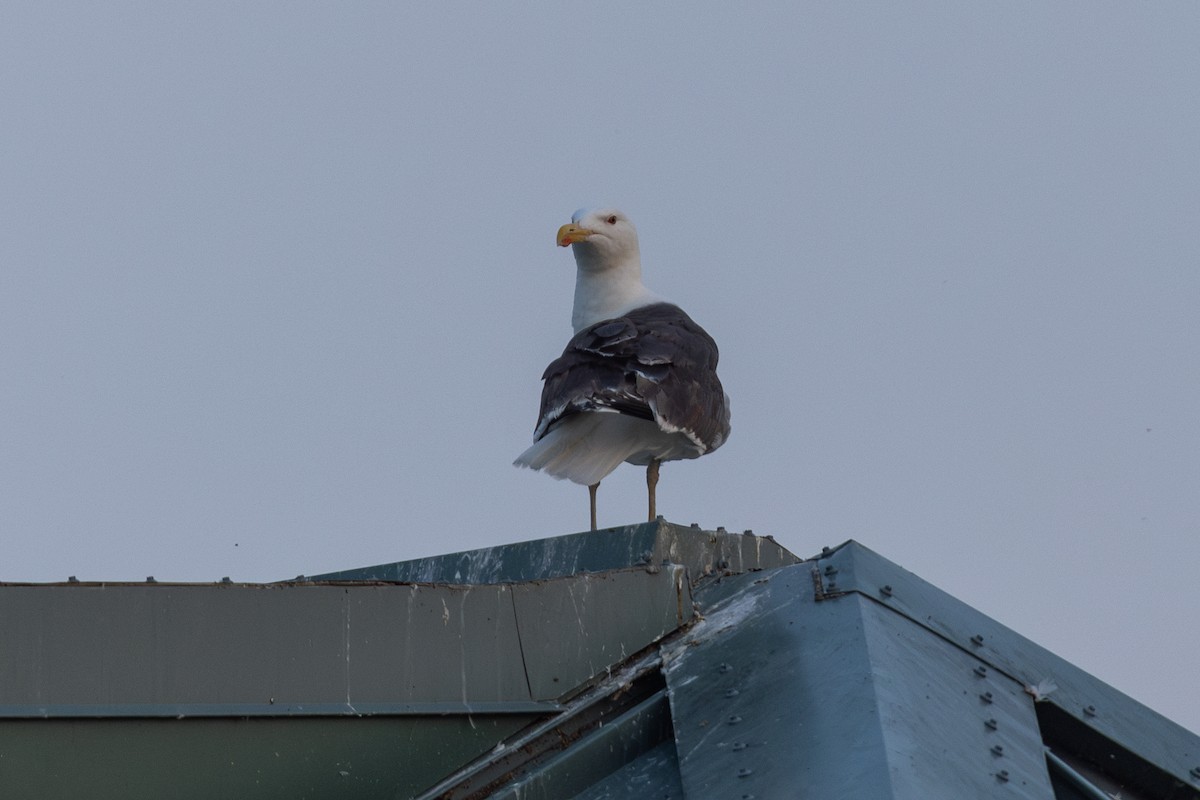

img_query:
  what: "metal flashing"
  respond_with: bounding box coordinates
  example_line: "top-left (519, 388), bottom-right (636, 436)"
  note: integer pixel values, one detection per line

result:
top-left (307, 519), bottom-right (798, 585)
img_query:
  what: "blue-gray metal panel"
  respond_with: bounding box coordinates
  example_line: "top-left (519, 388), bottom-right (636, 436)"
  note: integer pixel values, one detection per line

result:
top-left (664, 566), bottom-right (897, 799)
top-left (815, 540), bottom-right (1200, 788)
top-left (569, 741), bottom-right (683, 800)
top-left (488, 691), bottom-right (678, 800)
top-left (664, 564), bottom-right (1058, 799)
top-left (856, 591), bottom-right (1055, 798)
top-left (307, 520), bottom-right (799, 585)
top-left (514, 566), bottom-right (692, 700)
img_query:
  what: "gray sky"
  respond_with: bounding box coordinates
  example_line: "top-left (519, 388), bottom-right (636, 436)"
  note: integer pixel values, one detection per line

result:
top-left (3, 3), bottom-right (1198, 732)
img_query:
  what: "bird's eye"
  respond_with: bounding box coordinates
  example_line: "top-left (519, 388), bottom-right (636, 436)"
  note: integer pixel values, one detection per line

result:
top-left (606, 215), bottom-right (618, 225)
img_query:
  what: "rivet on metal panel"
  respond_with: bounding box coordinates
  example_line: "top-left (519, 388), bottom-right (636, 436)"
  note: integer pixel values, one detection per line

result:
top-left (718, 662), bottom-right (734, 674)
top-left (1083, 705), bottom-right (1096, 717)
top-left (985, 718), bottom-right (998, 731)
top-left (724, 689), bottom-right (740, 698)
top-left (970, 634), bottom-right (985, 646)
top-left (727, 715), bottom-right (743, 725)
top-left (737, 768), bottom-right (753, 778)
top-left (974, 665), bottom-right (988, 678)
top-left (991, 745), bottom-right (1005, 757)
top-left (996, 770), bottom-right (1010, 783)
top-left (879, 585), bottom-right (893, 598)
top-left (980, 692), bottom-right (994, 704)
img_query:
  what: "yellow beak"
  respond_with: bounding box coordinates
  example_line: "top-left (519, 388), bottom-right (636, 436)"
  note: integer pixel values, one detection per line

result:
top-left (556, 223), bottom-right (594, 247)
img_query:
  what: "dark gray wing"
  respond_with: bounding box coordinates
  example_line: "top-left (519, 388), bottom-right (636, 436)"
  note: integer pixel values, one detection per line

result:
top-left (533, 302), bottom-right (731, 453)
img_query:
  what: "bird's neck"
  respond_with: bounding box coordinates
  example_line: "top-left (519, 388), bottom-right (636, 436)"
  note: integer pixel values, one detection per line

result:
top-left (571, 257), bottom-right (661, 333)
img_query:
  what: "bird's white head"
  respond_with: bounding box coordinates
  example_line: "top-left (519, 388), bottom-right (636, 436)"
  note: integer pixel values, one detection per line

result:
top-left (556, 208), bottom-right (640, 273)
top-left (558, 208), bottom-right (661, 332)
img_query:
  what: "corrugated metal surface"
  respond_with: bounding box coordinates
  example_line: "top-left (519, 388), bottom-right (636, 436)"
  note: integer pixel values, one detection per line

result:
top-left (0, 567), bottom-right (686, 717)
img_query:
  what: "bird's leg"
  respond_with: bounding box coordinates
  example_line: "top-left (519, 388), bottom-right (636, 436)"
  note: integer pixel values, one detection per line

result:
top-left (646, 459), bottom-right (661, 522)
top-left (588, 482), bottom-right (599, 531)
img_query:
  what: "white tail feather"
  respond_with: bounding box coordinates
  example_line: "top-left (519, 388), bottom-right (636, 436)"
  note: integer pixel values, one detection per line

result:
top-left (514, 414), bottom-right (670, 486)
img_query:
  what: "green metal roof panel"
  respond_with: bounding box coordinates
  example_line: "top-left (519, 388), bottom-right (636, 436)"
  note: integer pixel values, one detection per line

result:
top-left (0, 567), bottom-right (689, 718)
top-left (513, 566), bottom-right (691, 700)
top-left (0, 715), bottom-right (534, 800)
top-left (0, 582), bottom-right (532, 713)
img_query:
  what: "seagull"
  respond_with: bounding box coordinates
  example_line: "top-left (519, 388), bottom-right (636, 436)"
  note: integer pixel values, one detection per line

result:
top-left (514, 208), bottom-right (731, 530)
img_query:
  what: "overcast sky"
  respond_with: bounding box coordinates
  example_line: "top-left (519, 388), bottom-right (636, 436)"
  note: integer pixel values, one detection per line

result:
top-left (3, 3), bottom-right (1198, 733)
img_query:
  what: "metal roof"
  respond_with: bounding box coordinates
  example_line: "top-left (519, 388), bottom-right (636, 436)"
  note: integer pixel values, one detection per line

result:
top-left (1, 520), bottom-right (1196, 798)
